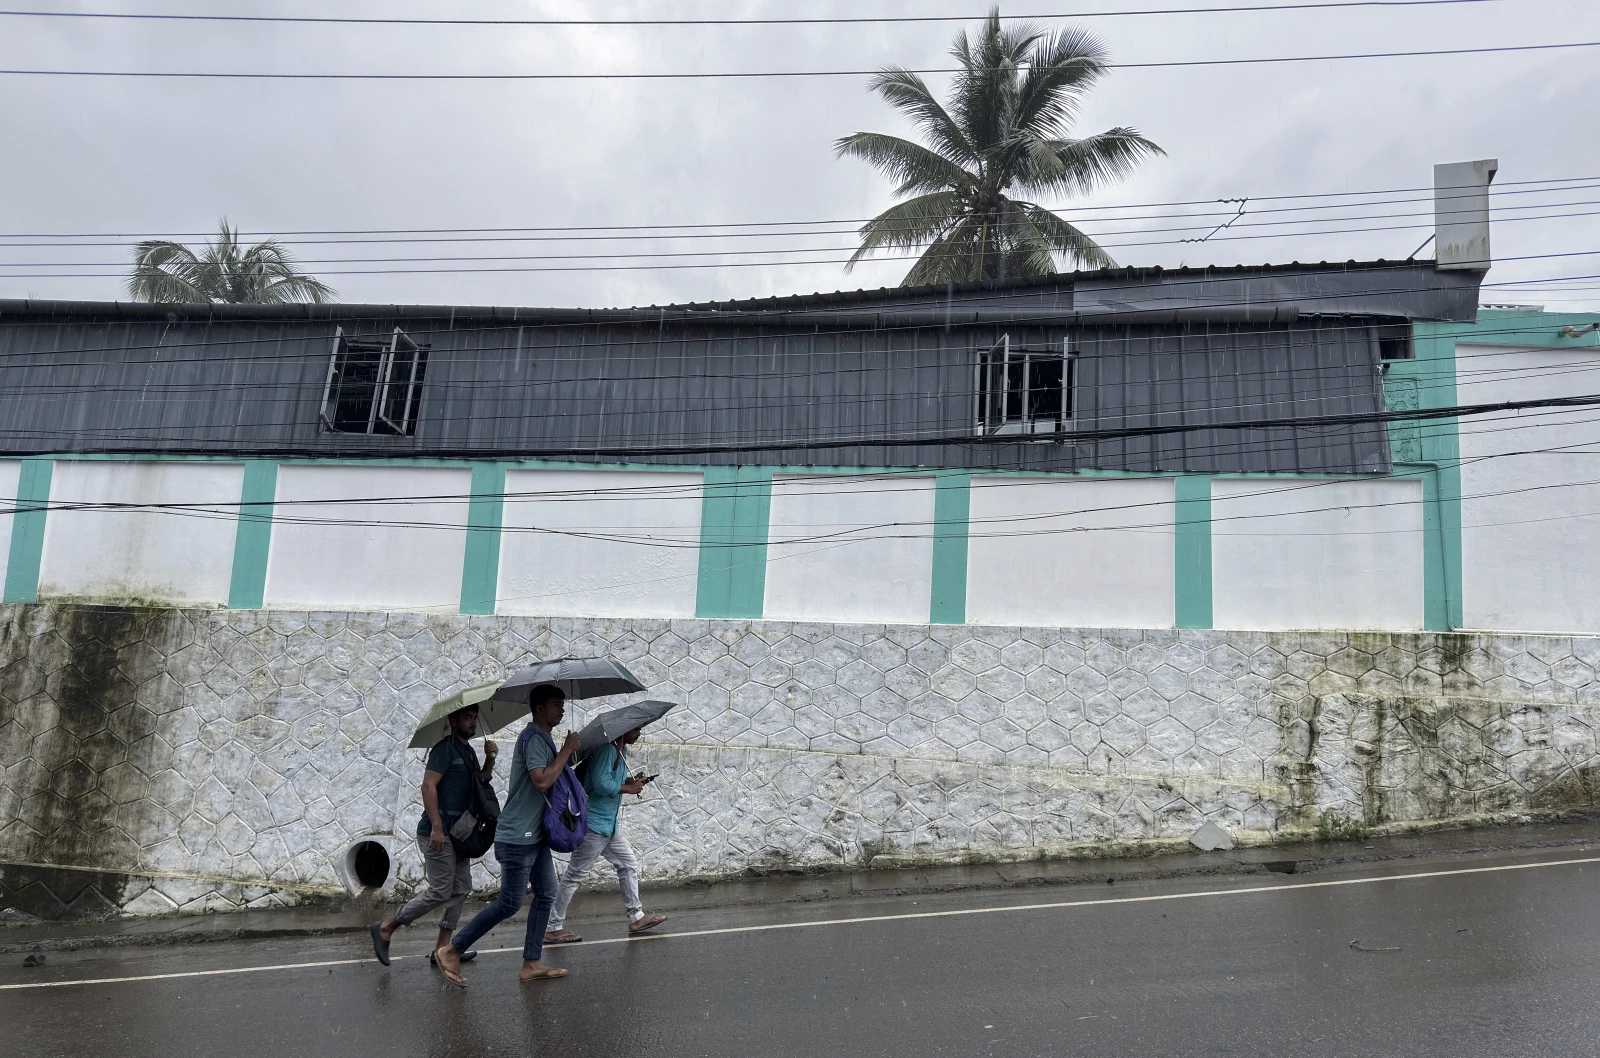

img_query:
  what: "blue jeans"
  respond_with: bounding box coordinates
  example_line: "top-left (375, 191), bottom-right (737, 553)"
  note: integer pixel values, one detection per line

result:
top-left (450, 840), bottom-right (555, 962)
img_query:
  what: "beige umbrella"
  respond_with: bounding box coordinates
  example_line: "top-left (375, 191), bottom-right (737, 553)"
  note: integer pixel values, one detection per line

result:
top-left (405, 682), bottom-right (523, 750)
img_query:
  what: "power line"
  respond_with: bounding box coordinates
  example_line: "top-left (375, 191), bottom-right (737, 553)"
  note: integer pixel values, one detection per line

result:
top-left (6, 176), bottom-right (1592, 242)
top-left (17, 440), bottom-right (1600, 551)
top-left (1, 388), bottom-right (1595, 461)
top-left (12, 218), bottom-right (1600, 281)
top-left (10, 200), bottom-right (1600, 270)
top-left (2, 40), bottom-right (1594, 81)
top-left (0, 1), bottom-right (1509, 29)
top-left (11, 182), bottom-right (1599, 250)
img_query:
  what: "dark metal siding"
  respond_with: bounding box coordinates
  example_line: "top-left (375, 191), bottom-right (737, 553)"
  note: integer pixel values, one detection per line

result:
top-left (0, 311), bottom-right (1389, 474)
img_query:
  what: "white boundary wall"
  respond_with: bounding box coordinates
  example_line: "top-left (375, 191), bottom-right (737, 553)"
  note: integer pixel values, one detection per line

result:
top-left (1212, 478), bottom-right (1425, 631)
top-left (1458, 345), bottom-right (1600, 633)
top-left (965, 476), bottom-right (1176, 628)
top-left (264, 465), bottom-right (472, 612)
top-left (7, 606), bottom-right (1600, 917)
top-left (498, 469), bottom-right (703, 618)
top-left (764, 475), bottom-right (936, 624)
top-left (38, 460), bottom-right (244, 606)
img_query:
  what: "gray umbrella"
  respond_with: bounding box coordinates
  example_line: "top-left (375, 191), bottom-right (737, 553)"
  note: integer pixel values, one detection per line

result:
top-left (489, 656), bottom-right (647, 708)
top-left (576, 700), bottom-right (677, 757)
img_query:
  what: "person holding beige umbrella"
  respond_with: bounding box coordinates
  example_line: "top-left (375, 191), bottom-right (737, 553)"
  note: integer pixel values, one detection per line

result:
top-left (369, 686), bottom-right (499, 968)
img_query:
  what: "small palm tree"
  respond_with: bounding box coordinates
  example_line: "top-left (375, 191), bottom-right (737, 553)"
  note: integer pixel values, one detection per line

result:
top-left (835, 8), bottom-right (1163, 286)
top-left (126, 219), bottom-right (335, 303)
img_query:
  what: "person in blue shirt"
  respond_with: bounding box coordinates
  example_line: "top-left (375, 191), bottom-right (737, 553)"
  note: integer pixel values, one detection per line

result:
top-left (368, 703), bottom-right (496, 967)
top-left (433, 684), bottom-right (580, 987)
top-left (543, 724), bottom-right (667, 943)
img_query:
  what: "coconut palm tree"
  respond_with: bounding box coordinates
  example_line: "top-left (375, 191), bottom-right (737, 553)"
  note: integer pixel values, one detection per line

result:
top-left (126, 219), bottom-right (335, 303)
top-left (835, 8), bottom-right (1162, 286)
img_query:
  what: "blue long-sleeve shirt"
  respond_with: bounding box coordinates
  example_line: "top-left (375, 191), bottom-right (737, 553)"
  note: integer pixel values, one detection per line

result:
top-left (581, 744), bottom-right (629, 837)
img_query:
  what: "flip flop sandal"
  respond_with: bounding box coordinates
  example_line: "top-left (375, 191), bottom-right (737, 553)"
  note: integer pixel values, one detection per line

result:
top-left (433, 951), bottom-right (468, 988)
top-left (544, 931), bottom-right (584, 944)
top-left (628, 914), bottom-right (668, 936)
top-left (520, 967), bottom-right (568, 983)
top-left (369, 922), bottom-right (391, 966)
top-left (430, 949), bottom-right (478, 965)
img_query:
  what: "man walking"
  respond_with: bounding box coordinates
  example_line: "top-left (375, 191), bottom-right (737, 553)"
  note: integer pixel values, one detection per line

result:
top-left (544, 725), bottom-right (666, 943)
top-left (434, 684), bottom-right (580, 986)
top-left (369, 704), bottom-right (496, 966)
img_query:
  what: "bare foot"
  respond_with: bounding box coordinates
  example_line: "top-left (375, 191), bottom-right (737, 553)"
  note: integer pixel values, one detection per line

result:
top-left (519, 960), bottom-right (568, 982)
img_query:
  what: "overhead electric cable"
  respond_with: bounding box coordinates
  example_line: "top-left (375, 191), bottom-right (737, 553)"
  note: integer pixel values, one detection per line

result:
top-left (10, 200), bottom-right (1600, 269)
top-left (5, 175), bottom-right (1591, 241)
top-left (0, 1), bottom-right (1509, 29)
top-left (2, 40), bottom-right (1595, 80)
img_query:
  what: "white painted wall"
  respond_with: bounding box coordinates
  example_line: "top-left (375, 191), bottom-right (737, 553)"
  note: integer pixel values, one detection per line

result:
top-left (1211, 478), bottom-right (1425, 631)
top-left (1458, 344), bottom-right (1600, 633)
top-left (764, 474), bottom-right (937, 624)
top-left (0, 459), bottom-right (20, 591)
top-left (38, 460), bottom-right (243, 606)
top-left (965, 477), bottom-right (1176, 628)
top-left (265, 465), bottom-right (472, 612)
top-left (498, 469), bottom-right (703, 618)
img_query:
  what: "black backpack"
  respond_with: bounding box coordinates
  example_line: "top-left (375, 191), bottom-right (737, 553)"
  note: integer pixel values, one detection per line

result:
top-left (446, 738), bottom-right (501, 858)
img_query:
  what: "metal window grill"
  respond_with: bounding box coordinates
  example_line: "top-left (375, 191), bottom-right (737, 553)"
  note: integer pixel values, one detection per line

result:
top-left (319, 326), bottom-right (429, 436)
top-left (976, 334), bottom-right (1074, 436)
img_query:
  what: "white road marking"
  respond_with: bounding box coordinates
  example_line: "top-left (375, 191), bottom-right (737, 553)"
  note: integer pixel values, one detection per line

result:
top-left (3, 852), bottom-right (1594, 992)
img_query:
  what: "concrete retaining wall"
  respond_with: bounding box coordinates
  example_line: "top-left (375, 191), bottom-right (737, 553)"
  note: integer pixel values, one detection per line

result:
top-left (2, 603), bottom-right (1598, 918)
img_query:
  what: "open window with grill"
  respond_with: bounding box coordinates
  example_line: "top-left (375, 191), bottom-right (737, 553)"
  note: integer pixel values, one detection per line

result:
top-left (319, 326), bottom-right (429, 436)
top-left (1377, 322), bottom-right (1414, 361)
top-left (976, 335), bottom-right (1074, 436)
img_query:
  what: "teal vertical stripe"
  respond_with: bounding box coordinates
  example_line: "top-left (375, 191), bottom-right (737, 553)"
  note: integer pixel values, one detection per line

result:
top-left (227, 460), bottom-right (278, 610)
top-left (929, 473), bottom-right (971, 624)
top-left (1173, 476), bottom-right (1213, 629)
top-left (1393, 326), bottom-right (1463, 631)
top-left (695, 466), bottom-right (772, 619)
top-left (3, 458), bottom-right (53, 603)
top-left (460, 462), bottom-right (506, 616)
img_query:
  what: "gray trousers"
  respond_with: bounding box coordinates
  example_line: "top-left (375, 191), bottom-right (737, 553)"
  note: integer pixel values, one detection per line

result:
top-left (547, 828), bottom-right (643, 931)
top-left (394, 834), bottom-right (473, 932)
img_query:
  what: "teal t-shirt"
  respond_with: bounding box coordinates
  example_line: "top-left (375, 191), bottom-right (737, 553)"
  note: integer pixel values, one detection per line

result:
top-left (581, 744), bottom-right (629, 838)
top-left (496, 723), bottom-right (556, 845)
top-left (416, 736), bottom-right (476, 838)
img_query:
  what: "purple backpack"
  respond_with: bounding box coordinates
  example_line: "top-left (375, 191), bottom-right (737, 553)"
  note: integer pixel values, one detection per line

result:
top-left (524, 727), bottom-right (588, 853)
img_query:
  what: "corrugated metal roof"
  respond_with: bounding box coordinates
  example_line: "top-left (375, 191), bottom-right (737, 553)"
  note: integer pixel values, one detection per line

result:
top-left (0, 259), bottom-right (1480, 326)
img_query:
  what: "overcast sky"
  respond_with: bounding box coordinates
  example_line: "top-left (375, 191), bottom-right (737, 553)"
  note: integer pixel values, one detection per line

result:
top-left (2, 0), bottom-right (1598, 310)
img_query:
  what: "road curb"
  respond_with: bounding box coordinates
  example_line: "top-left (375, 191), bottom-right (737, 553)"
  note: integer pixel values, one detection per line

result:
top-left (7, 821), bottom-right (1599, 956)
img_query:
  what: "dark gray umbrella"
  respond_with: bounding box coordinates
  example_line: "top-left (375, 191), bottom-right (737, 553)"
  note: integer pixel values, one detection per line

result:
top-left (489, 656), bottom-right (648, 708)
top-left (576, 700), bottom-right (677, 757)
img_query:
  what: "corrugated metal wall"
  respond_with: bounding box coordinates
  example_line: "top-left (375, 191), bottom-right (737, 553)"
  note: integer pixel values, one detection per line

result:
top-left (0, 311), bottom-right (1392, 474)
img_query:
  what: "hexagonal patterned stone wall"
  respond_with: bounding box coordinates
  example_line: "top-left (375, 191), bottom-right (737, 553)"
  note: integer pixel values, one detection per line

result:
top-left (2, 604), bottom-right (1599, 917)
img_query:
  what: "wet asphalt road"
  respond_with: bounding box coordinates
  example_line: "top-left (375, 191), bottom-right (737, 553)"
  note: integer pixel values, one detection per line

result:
top-left (4, 848), bottom-right (1599, 1058)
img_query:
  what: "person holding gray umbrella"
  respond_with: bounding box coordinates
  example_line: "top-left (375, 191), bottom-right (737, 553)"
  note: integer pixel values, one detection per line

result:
top-left (431, 657), bottom-right (648, 986)
top-left (545, 700), bottom-right (676, 943)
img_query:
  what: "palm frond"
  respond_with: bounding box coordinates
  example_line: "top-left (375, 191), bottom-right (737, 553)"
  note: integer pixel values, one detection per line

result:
top-left (995, 203), bottom-right (1065, 278)
top-left (1012, 201), bottom-right (1119, 270)
top-left (833, 132), bottom-right (973, 196)
top-left (864, 67), bottom-right (978, 167)
top-left (845, 192), bottom-right (965, 270)
top-left (901, 222), bottom-right (989, 286)
top-left (951, 8), bottom-right (1036, 155)
top-left (1012, 26), bottom-right (1109, 140)
top-left (1012, 130), bottom-right (1165, 199)
top-left (124, 218), bottom-right (335, 303)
